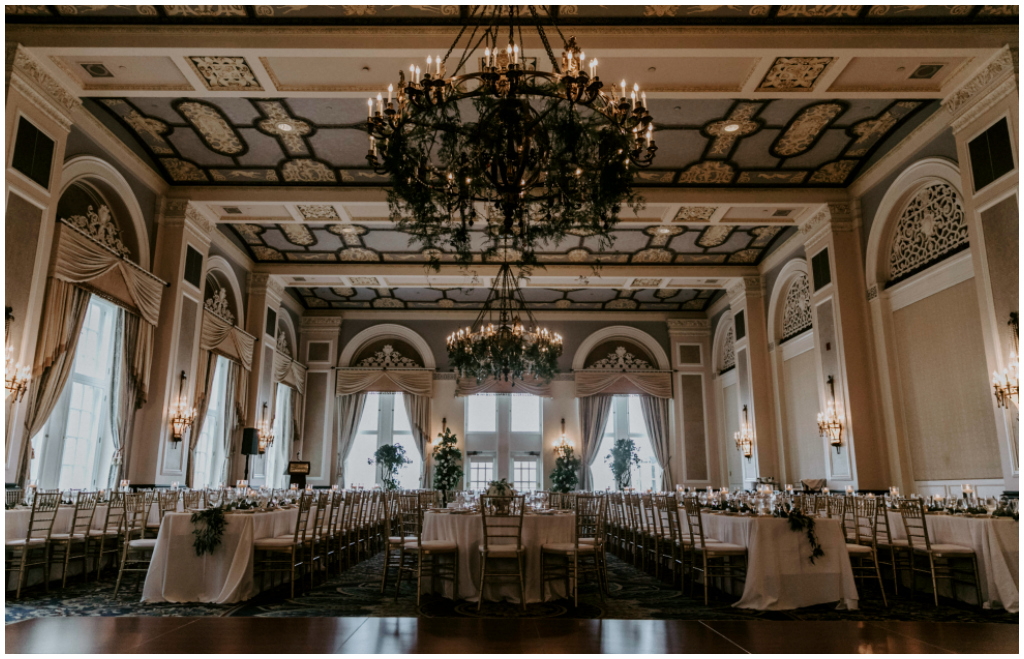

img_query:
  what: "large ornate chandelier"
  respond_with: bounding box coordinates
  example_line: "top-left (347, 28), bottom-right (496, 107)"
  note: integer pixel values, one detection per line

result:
top-left (447, 261), bottom-right (562, 383)
top-left (366, 5), bottom-right (656, 269)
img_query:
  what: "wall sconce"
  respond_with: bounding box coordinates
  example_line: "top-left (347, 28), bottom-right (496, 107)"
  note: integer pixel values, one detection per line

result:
top-left (734, 405), bottom-right (754, 460)
top-left (992, 312), bottom-right (1018, 409)
top-left (818, 375), bottom-right (844, 453)
top-left (169, 371), bottom-right (196, 444)
top-left (5, 308), bottom-right (30, 402)
top-left (257, 401), bottom-right (274, 453)
top-left (555, 418), bottom-right (571, 457)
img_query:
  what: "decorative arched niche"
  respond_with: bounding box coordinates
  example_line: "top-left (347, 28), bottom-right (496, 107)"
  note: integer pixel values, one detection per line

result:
top-left (336, 324), bottom-right (435, 396)
top-left (767, 259), bottom-right (813, 348)
top-left (203, 256), bottom-right (243, 328)
top-left (574, 326), bottom-right (671, 398)
top-left (712, 312), bottom-right (736, 376)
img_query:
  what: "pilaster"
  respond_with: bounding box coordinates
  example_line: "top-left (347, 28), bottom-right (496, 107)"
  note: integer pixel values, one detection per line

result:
top-left (129, 200), bottom-right (215, 485)
top-left (298, 314), bottom-right (342, 487)
top-left (241, 272), bottom-right (286, 485)
top-left (667, 318), bottom-right (715, 487)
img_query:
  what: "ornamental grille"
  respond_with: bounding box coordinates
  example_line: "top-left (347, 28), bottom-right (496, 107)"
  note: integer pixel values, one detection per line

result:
top-left (781, 274), bottom-right (813, 341)
top-left (888, 183), bottom-right (968, 284)
top-left (720, 326), bottom-right (736, 373)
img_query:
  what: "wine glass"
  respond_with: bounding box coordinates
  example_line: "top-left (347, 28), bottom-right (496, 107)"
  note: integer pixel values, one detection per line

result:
top-left (984, 497), bottom-right (998, 516)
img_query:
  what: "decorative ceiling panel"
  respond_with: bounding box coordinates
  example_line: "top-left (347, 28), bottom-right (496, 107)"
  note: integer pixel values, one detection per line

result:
top-left (290, 285), bottom-right (723, 312)
top-left (8, 5), bottom-right (1017, 24)
top-left (89, 96), bottom-right (936, 187)
top-left (224, 224), bottom-right (790, 265)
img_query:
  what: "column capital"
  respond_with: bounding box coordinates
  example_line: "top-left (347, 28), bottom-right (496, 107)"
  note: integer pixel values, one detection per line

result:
top-left (800, 202), bottom-right (856, 246)
top-left (726, 276), bottom-right (763, 303)
top-left (667, 318), bottom-right (710, 338)
top-left (7, 44), bottom-right (81, 133)
top-left (247, 272), bottom-right (286, 302)
top-left (159, 199), bottom-right (215, 242)
top-left (300, 314), bottom-right (342, 337)
top-left (942, 46), bottom-right (1017, 134)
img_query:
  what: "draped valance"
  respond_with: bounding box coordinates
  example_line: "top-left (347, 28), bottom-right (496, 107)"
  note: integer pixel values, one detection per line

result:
top-left (274, 350), bottom-right (307, 395)
top-left (200, 309), bottom-right (255, 372)
top-left (52, 220), bottom-right (166, 327)
top-left (574, 370), bottom-right (673, 399)
top-left (455, 375), bottom-right (553, 397)
top-left (335, 368), bottom-right (434, 397)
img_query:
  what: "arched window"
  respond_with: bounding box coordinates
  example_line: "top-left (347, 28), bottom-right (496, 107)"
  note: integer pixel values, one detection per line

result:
top-left (887, 182), bottom-right (968, 285)
top-left (781, 273), bottom-right (813, 342)
top-left (720, 326), bottom-right (736, 374)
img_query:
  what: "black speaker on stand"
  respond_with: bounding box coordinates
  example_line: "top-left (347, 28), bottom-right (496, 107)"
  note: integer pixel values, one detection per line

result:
top-left (241, 427), bottom-right (260, 481)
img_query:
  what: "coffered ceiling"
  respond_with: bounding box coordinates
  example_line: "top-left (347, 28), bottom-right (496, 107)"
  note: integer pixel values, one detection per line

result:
top-left (8, 5), bottom-right (1015, 313)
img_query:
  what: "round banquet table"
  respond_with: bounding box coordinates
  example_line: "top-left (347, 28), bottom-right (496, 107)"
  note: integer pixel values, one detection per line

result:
top-left (421, 510), bottom-right (575, 604)
top-left (141, 505), bottom-right (319, 604)
top-left (680, 510), bottom-right (858, 611)
top-left (885, 511), bottom-right (1018, 612)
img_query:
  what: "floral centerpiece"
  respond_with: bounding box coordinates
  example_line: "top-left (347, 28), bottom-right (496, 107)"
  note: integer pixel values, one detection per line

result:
top-left (485, 478), bottom-right (516, 514)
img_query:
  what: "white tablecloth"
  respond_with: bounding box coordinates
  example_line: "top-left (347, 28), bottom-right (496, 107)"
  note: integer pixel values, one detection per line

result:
top-left (886, 511), bottom-right (1019, 612)
top-left (421, 511), bottom-right (575, 604)
top-left (697, 512), bottom-right (858, 611)
top-left (142, 507), bottom-right (306, 604)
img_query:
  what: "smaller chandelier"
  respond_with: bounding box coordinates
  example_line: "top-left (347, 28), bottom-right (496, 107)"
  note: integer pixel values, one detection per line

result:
top-left (818, 375), bottom-right (844, 454)
top-left (5, 308), bottom-right (29, 402)
top-left (169, 371), bottom-right (196, 444)
top-left (992, 313), bottom-right (1018, 409)
top-left (555, 418), bottom-right (571, 458)
top-left (447, 262), bottom-right (562, 384)
top-left (734, 405), bottom-right (754, 460)
top-left (257, 402), bottom-right (275, 453)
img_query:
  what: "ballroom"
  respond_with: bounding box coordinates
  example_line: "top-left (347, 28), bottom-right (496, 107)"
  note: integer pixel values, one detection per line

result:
top-left (3, 4), bottom-right (1019, 654)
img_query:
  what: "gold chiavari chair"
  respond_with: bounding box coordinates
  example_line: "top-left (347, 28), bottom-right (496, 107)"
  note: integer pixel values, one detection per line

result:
top-left (90, 492), bottom-right (127, 581)
top-left (48, 491), bottom-right (99, 588)
top-left (114, 493), bottom-right (157, 595)
top-left (844, 496), bottom-right (888, 606)
top-left (394, 492), bottom-right (459, 605)
top-left (874, 498), bottom-right (904, 596)
top-left (540, 493), bottom-right (605, 607)
top-left (625, 493), bottom-right (646, 569)
top-left (380, 491), bottom-right (412, 593)
top-left (307, 491), bottom-right (330, 586)
top-left (899, 499), bottom-right (982, 607)
top-left (7, 489), bottom-right (24, 508)
top-left (254, 492), bottom-right (314, 598)
top-left (343, 490), bottom-right (363, 566)
top-left (653, 494), bottom-right (688, 588)
top-left (826, 495), bottom-right (846, 521)
top-left (681, 497), bottom-right (747, 605)
top-left (477, 494), bottom-right (527, 611)
top-left (5, 491), bottom-right (60, 598)
top-left (640, 493), bottom-right (662, 576)
top-left (182, 490), bottom-right (204, 510)
top-left (323, 490), bottom-right (344, 574)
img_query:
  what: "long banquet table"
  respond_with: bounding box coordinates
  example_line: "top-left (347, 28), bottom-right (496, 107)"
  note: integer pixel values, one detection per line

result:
top-left (885, 511), bottom-right (1018, 612)
top-left (421, 510), bottom-right (575, 604)
top-left (142, 506), bottom-right (318, 604)
top-left (687, 511), bottom-right (858, 611)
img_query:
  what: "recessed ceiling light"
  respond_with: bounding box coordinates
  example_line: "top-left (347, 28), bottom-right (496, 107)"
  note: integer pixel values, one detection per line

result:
top-left (723, 123), bottom-right (740, 133)
top-left (656, 226), bottom-right (672, 234)
top-left (276, 122), bottom-right (294, 132)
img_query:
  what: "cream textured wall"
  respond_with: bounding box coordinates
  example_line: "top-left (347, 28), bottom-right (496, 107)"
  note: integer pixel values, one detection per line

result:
top-left (893, 279), bottom-right (1002, 480)
top-left (781, 347), bottom-right (826, 482)
top-left (722, 382), bottom-right (742, 489)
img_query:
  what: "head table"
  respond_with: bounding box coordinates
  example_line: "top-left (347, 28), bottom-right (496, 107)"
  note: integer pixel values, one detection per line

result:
top-left (421, 509), bottom-right (575, 604)
top-left (679, 510), bottom-right (858, 611)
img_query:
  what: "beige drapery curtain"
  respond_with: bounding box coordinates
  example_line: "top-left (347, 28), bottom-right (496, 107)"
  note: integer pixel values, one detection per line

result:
top-left (200, 310), bottom-right (255, 371)
top-left (335, 368), bottom-right (433, 397)
top-left (17, 278), bottom-right (91, 487)
top-left (640, 395), bottom-right (674, 490)
top-left (274, 350), bottom-right (307, 395)
top-left (579, 394), bottom-right (614, 492)
top-left (107, 310), bottom-right (144, 488)
top-left (574, 370), bottom-right (673, 399)
top-left (402, 392), bottom-right (431, 485)
top-left (220, 360), bottom-right (243, 485)
top-left (185, 351), bottom-right (218, 488)
top-left (454, 375), bottom-right (553, 397)
top-left (334, 393), bottom-right (367, 486)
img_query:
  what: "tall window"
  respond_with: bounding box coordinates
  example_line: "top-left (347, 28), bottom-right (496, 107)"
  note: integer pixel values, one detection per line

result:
top-left (344, 392), bottom-right (422, 488)
top-left (33, 298), bottom-right (119, 490)
top-left (192, 356), bottom-right (229, 489)
top-left (464, 394), bottom-right (542, 491)
top-left (591, 395), bottom-right (663, 492)
top-left (265, 383), bottom-right (292, 488)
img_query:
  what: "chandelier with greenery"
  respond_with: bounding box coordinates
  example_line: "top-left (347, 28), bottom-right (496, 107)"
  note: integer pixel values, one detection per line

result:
top-left (446, 261), bottom-right (562, 383)
top-left (366, 5), bottom-right (657, 269)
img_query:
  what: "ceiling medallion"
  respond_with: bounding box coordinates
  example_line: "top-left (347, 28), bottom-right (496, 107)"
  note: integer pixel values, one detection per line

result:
top-left (366, 5), bottom-right (657, 270)
top-left (447, 260), bottom-right (562, 384)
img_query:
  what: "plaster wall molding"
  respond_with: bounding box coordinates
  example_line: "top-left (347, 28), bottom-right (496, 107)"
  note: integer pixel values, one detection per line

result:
top-left (942, 46), bottom-right (1015, 118)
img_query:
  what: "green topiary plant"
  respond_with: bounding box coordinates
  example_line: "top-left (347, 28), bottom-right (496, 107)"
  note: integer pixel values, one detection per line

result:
top-left (373, 443), bottom-right (411, 491)
top-left (549, 444), bottom-right (581, 493)
top-left (431, 426), bottom-right (464, 506)
top-left (606, 438), bottom-right (641, 491)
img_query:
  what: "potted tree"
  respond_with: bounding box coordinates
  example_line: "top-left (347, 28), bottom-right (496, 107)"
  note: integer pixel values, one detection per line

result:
top-left (373, 444), bottom-right (411, 491)
top-left (549, 444), bottom-right (581, 494)
top-left (431, 426), bottom-right (464, 506)
top-left (606, 438), bottom-right (641, 491)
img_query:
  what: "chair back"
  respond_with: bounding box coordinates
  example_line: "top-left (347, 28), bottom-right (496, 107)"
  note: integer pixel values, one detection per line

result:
top-left (681, 497), bottom-right (708, 549)
top-left (574, 494), bottom-right (604, 548)
top-left (70, 491), bottom-right (100, 536)
top-left (7, 488), bottom-right (23, 507)
top-left (825, 495), bottom-right (845, 520)
top-left (480, 495), bottom-right (525, 552)
top-left (641, 493), bottom-right (661, 537)
top-left (417, 491), bottom-right (435, 511)
top-left (874, 498), bottom-right (895, 545)
top-left (182, 490), bottom-right (203, 509)
top-left (898, 498), bottom-right (932, 552)
top-left (158, 490), bottom-right (180, 517)
top-left (397, 492), bottom-right (423, 545)
top-left (326, 490), bottom-right (344, 536)
top-left (340, 490), bottom-right (359, 535)
top-left (123, 493), bottom-right (150, 538)
top-left (625, 493), bottom-right (642, 535)
top-left (287, 492), bottom-right (315, 544)
top-left (25, 491), bottom-right (61, 542)
top-left (851, 496), bottom-right (878, 547)
top-left (311, 491), bottom-right (330, 539)
top-left (101, 492), bottom-right (127, 535)
top-left (653, 494), bottom-right (679, 545)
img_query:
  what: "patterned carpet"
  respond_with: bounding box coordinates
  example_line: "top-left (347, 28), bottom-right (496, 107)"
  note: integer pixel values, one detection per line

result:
top-left (5, 552), bottom-right (1017, 625)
